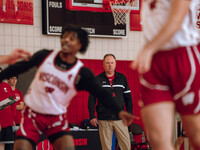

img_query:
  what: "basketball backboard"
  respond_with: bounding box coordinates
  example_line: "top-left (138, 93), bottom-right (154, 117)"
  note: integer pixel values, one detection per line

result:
top-left (66, 0), bottom-right (140, 13)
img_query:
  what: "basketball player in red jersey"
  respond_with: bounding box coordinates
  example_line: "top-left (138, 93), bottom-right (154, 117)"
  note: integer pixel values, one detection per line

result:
top-left (131, 0), bottom-right (200, 150)
top-left (0, 24), bottom-right (133, 150)
top-left (7, 76), bottom-right (24, 126)
top-left (0, 67), bottom-right (16, 150)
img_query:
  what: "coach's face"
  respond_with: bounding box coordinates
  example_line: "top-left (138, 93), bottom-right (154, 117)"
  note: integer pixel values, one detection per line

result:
top-left (103, 56), bottom-right (116, 74)
top-left (61, 31), bottom-right (82, 54)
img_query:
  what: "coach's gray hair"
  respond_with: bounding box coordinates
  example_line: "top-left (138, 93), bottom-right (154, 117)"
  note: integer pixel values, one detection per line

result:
top-left (103, 53), bottom-right (116, 60)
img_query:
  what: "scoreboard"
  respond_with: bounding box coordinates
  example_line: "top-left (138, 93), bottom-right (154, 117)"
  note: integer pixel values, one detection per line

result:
top-left (42, 0), bottom-right (127, 38)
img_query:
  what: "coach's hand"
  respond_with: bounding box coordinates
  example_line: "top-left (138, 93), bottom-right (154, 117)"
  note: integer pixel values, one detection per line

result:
top-left (90, 118), bottom-right (98, 127)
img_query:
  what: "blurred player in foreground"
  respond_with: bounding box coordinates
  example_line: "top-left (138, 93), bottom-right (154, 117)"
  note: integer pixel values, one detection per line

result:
top-left (131, 0), bottom-right (200, 150)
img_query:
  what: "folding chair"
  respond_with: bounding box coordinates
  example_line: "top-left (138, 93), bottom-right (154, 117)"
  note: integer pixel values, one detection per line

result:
top-left (129, 123), bottom-right (151, 150)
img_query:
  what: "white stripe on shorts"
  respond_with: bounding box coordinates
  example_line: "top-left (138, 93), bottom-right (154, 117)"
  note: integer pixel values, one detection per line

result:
top-left (140, 77), bottom-right (169, 91)
top-left (174, 47), bottom-right (196, 100)
top-left (193, 45), bottom-right (200, 65)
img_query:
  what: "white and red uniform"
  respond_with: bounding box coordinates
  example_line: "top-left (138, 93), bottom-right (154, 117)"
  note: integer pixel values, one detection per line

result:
top-left (140, 0), bottom-right (200, 115)
top-left (12, 89), bottom-right (23, 125)
top-left (17, 51), bottom-right (83, 143)
top-left (25, 50), bottom-right (83, 115)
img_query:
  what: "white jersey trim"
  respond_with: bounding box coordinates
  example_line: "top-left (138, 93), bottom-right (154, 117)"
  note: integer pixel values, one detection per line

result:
top-left (102, 84), bottom-right (126, 89)
top-left (124, 90), bottom-right (131, 94)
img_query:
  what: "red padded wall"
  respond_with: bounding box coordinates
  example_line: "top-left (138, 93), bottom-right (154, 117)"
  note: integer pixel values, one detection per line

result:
top-left (130, 13), bottom-right (142, 31)
top-left (67, 59), bottom-right (142, 127)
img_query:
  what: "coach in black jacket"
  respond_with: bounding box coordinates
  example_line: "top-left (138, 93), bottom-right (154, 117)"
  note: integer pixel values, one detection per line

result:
top-left (88, 54), bottom-right (133, 150)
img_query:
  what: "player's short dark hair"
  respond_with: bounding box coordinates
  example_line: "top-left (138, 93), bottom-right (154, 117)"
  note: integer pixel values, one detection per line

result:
top-left (0, 67), bottom-right (2, 72)
top-left (61, 24), bottom-right (89, 54)
top-left (7, 75), bottom-right (18, 80)
top-left (103, 53), bottom-right (116, 61)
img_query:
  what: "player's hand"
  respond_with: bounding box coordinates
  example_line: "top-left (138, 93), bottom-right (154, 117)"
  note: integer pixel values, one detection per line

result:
top-left (130, 45), bottom-right (155, 74)
top-left (118, 111), bottom-right (134, 126)
top-left (8, 49), bottom-right (31, 64)
top-left (90, 118), bottom-right (98, 127)
top-left (175, 136), bottom-right (184, 149)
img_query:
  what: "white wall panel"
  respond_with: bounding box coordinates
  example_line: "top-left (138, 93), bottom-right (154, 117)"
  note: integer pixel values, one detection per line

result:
top-left (0, 0), bottom-right (144, 61)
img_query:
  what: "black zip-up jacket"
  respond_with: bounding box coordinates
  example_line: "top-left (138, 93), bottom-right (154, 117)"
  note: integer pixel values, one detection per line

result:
top-left (88, 71), bottom-right (133, 120)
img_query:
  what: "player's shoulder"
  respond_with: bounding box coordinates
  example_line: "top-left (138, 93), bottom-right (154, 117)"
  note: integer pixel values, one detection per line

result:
top-left (0, 82), bottom-right (12, 91)
top-left (1, 81), bottom-right (10, 87)
top-left (31, 49), bottom-right (53, 61)
top-left (80, 67), bottom-right (94, 74)
top-left (79, 67), bottom-right (95, 78)
top-left (34, 49), bottom-right (53, 55)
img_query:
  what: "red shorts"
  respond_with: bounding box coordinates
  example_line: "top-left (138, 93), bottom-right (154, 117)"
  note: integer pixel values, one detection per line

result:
top-left (16, 107), bottom-right (69, 143)
top-left (140, 44), bottom-right (200, 115)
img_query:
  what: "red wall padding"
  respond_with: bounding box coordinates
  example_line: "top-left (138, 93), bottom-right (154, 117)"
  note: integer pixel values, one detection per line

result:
top-left (130, 13), bottom-right (142, 31)
top-left (67, 59), bottom-right (142, 127)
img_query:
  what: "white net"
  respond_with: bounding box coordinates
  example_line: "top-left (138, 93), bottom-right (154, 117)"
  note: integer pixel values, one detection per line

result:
top-left (109, 0), bottom-right (137, 25)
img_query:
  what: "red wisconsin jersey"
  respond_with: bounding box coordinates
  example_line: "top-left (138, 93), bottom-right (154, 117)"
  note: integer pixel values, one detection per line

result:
top-left (0, 82), bottom-right (16, 127)
top-left (12, 89), bottom-right (23, 124)
top-left (24, 50), bottom-right (83, 115)
top-left (142, 0), bottom-right (200, 50)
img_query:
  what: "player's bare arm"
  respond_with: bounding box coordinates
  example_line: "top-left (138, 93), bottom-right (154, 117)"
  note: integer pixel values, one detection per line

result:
top-left (131, 0), bottom-right (191, 74)
top-left (118, 110), bottom-right (133, 126)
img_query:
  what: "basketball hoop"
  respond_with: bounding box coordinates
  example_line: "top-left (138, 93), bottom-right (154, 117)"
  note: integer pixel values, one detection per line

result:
top-left (109, 0), bottom-right (137, 25)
